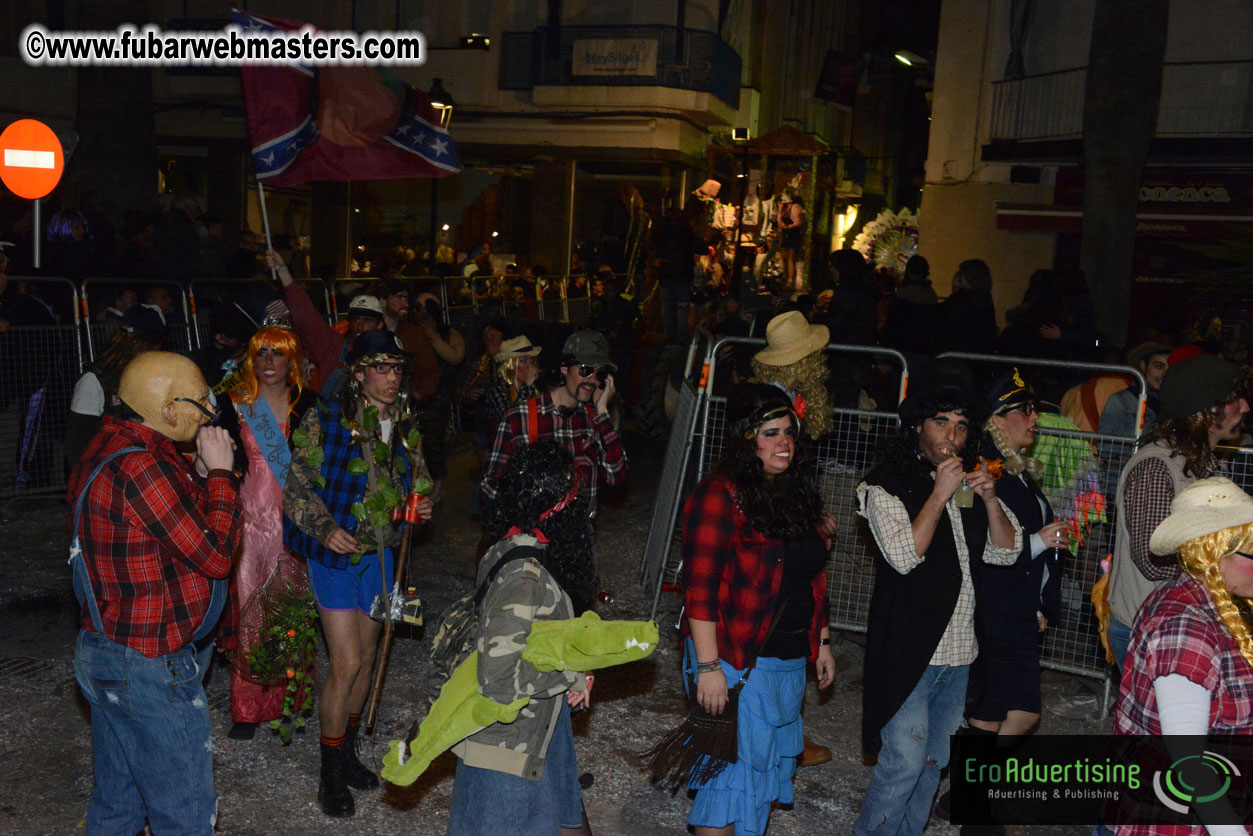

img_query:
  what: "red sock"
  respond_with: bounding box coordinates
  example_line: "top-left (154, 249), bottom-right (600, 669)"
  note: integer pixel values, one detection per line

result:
top-left (347, 713), bottom-right (361, 730)
top-left (320, 732), bottom-right (345, 748)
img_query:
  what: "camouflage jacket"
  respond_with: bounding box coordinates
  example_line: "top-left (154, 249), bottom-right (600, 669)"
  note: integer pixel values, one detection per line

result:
top-left (450, 532), bottom-right (587, 781)
top-left (284, 399), bottom-right (430, 569)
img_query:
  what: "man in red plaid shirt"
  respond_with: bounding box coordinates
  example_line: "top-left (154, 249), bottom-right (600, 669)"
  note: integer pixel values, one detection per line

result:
top-left (68, 351), bottom-right (242, 836)
top-left (480, 330), bottom-right (627, 520)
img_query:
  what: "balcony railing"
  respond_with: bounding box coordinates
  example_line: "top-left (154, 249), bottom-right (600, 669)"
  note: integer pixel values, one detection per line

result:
top-left (990, 60), bottom-right (1253, 141)
top-left (500, 25), bottom-right (741, 109)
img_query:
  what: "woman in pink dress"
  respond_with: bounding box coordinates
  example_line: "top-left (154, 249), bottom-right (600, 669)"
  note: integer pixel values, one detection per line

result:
top-left (220, 323), bottom-right (317, 739)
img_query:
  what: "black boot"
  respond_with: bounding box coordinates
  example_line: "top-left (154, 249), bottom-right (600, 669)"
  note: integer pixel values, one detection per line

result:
top-left (318, 743), bottom-right (355, 818)
top-left (343, 722), bottom-right (379, 790)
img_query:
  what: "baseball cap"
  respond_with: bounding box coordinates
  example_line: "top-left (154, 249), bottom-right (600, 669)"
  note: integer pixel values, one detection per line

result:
top-left (347, 295), bottom-right (384, 321)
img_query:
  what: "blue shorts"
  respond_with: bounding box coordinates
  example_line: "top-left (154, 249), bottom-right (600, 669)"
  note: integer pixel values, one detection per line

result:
top-left (307, 549), bottom-right (394, 614)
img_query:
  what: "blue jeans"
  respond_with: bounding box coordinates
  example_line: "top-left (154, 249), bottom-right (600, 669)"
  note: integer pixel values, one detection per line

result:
top-left (853, 664), bottom-right (970, 836)
top-left (74, 630), bottom-right (217, 836)
top-left (448, 703), bottom-right (583, 835)
top-left (1108, 617), bottom-right (1133, 673)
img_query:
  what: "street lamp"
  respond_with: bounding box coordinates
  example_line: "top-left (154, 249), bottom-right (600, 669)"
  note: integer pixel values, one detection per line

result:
top-left (893, 49), bottom-right (929, 68)
top-left (428, 79), bottom-right (454, 270)
top-left (429, 78), bottom-right (454, 129)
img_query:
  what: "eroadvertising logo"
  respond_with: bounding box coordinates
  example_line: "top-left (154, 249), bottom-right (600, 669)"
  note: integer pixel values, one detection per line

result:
top-left (951, 735), bottom-right (1253, 827)
top-left (1153, 751), bottom-right (1241, 815)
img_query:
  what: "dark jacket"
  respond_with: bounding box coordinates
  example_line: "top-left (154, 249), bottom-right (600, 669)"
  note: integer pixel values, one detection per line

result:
top-left (860, 455), bottom-right (987, 755)
top-left (818, 272), bottom-right (879, 347)
top-left (935, 289), bottom-right (996, 355)
top-left (976, 439), bottom-right (1064, 630)
top-left (879, 279), bottom-right (940, 355)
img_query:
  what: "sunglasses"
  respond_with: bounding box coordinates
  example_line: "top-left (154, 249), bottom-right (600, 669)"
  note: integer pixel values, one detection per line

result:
top-left (574, 365), bottom-right (609, 381)
top-left (1005, 401), bottom-right (1038, 416)
top-left (368, 362), bottom-right (407, 375)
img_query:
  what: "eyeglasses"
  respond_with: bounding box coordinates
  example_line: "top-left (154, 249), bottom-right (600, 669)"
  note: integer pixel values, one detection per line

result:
top-left (368, 362), bottom-right (407, 375)
top-left (574, 364), bottom-right (608, 379)
top-left (173, 396), bottom-right (218, 421)
top-left (1007, 401), bottom-right (1038, 416)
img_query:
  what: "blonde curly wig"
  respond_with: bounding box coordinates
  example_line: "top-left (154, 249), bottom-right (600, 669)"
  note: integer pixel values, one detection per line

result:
top-left (1176, 523), bottom-right (1253, 668)
top-left (751, 349), bottom-right (832, 439)
top-left (496, 355), bottom-right (535, 402)
top-left (984, 414), bottom-right (1044, 481)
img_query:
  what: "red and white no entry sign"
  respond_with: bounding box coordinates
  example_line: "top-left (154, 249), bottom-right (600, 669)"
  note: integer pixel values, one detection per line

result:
top-left (0, 119), bottom-right (64, 200)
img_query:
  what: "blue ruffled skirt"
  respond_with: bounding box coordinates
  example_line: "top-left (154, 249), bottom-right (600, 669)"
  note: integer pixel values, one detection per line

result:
top-left (683, 638), bottom-right (807, 836)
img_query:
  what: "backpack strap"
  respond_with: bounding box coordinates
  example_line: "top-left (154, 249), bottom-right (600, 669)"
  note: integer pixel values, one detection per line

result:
top-left (526, 397), bottom-right (539, 442)
top-left (473, 544), bottom-right (545, 610)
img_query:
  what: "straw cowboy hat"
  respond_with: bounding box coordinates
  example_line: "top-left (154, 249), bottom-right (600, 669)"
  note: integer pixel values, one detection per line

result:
top-left (1150, 477), bottom-right (1253, 556)
top-left (754, 311), bottom-right (829, 366)
top-left (494, 335), bottom-right (542, 361)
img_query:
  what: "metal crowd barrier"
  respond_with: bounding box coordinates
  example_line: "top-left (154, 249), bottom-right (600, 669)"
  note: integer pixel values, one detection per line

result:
top-left (327, 273), bottom-right (608, 333)
top-left (0, 276), bottom-right (83, 502)
top-left (188, 278), bottom-right (336, 348)
top-left (638, 335), bottom-right (910, 625)
top-left (80, 277), bottom-right (198, 356)
top-left (934, 352), bottom-right (1149, 687)
top-left (637, 344), bottom-right (1225, 712)
top-left (639, 333), bottom-right (711, 619)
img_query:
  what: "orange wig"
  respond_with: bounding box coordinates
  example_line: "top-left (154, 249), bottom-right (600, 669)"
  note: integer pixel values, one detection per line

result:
top-left (233, 326), bottom-right (305, 415)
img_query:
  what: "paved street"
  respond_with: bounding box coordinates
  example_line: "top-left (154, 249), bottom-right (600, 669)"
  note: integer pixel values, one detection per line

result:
top-left (0, 433), bottom-right (1106, 835)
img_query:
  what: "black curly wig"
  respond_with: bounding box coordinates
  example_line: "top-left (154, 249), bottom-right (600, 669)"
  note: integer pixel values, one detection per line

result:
top-left (485, 441), bottom-right (598, 611)
top-left (715, 383), bottom-right (824, 540)
top-left (888, 386), bottom-right (983, 470)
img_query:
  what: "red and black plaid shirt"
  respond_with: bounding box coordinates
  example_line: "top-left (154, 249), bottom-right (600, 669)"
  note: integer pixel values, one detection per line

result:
top-left (680, 474), bottom-right (828, 669)
top-left (1115, 573), bottom-right (1253, 736)
top-left (67, 417), bottom-right (243, 657)
top-left (481, 390), bottom-right (627, 515)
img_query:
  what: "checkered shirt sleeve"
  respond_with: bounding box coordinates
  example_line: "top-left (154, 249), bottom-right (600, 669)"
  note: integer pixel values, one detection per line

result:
top-left (857, 482), bottom-right (1021, 666)
top-left (480, 393), bottom-right (627, 514)
top-left (1123, 457), bottom-right (1183, 582)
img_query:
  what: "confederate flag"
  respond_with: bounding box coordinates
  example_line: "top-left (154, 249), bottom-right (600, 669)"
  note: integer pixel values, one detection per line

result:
top-left (232, 9), bottom-right (460, 187)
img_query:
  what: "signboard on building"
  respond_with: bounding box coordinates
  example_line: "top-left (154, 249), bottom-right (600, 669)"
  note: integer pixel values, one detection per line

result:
top-left (572, 39), bottom-right (659, 77)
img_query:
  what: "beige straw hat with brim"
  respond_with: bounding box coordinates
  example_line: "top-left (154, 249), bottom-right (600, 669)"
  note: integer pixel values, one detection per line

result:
top-left (494, 335), bottom-right (542, 361)
top-left (754, 311), bottom-right (829, 366)
top-left (1149, 476), bottom-right (1253, 555)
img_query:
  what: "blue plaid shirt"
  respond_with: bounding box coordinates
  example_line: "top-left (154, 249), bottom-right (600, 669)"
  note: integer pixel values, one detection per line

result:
top-left (284, 401), bottom-right (427, 569)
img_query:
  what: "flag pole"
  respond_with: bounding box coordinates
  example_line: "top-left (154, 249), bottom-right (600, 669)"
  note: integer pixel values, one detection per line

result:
top-left (257, 180), bottom-right (278, 282)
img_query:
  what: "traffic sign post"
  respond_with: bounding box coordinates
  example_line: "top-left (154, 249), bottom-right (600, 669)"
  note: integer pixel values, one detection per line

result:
top-left (0, 119), bottom-right (66, 269)
top-left (1, 119), bottom-right (64, 200)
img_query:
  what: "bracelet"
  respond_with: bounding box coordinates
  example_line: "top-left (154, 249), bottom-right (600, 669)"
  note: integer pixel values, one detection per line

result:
top-left (818, 637), bottom-right (831, 647)
top-left (695, 660), bottom-right (721, 674)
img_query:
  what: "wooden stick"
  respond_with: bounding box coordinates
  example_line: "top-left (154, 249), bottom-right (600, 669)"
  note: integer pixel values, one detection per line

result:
top-left (257, 181), bottom-right (278, 283)
top-left (363, 518), bottom-right (416, 733)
